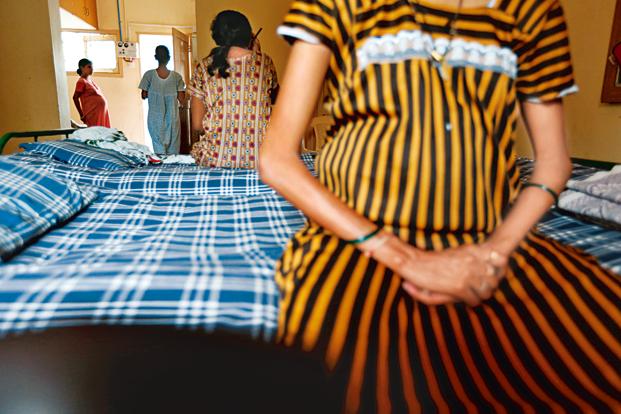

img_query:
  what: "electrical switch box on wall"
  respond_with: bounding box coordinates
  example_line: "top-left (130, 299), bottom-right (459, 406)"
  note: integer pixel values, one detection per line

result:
top-left (117, 42), bottom-right (139, 59)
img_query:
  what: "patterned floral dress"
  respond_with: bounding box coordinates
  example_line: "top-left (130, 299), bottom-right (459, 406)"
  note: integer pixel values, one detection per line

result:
top-left (188, 52), bottom-right (278, 168)
top-left (275, 0), bottom-right (621, 412)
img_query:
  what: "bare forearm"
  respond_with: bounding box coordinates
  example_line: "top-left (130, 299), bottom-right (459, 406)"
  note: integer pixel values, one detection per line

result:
top-left (487, 179), bottom-right (565, 255)
top-left (260, 42), bottom-right (378, 240)
top-left (261, 145), bottom-right (376, 241)
top-left (487, 100), bottom-right (571, 255)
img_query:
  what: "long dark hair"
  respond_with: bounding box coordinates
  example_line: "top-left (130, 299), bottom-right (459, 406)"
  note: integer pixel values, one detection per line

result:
top-left (208, 10), bottom-right (252, 78)
top-left (77, 58), bottom-right (92, 76)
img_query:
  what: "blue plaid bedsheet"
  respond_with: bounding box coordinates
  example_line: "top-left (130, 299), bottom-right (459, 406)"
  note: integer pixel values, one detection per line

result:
top-left (0, 191), bottom-right (306, 339)
top-left (538, 211), bottom-right (621, 274)
top-left (0, 155), bottom-right (617, 340)
top-left (7, 152), bottom-right (317, 196)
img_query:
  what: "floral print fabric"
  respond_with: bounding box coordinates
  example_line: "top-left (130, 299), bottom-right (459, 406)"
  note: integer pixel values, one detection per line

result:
top-left (188, 52), bottom-right (278, 169)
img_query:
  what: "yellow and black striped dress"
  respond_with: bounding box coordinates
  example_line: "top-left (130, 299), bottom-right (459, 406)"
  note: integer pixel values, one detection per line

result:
top-left (275, 0), bottom-right (621, 412)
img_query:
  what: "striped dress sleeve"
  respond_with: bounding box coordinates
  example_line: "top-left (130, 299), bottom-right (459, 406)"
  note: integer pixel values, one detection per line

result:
top-left (514, 0), bottom-right (578, 102)
top-left (276, 0), bottom-right (339, 49)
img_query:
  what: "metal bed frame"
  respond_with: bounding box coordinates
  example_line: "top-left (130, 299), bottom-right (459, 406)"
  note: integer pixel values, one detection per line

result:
top-left (0, 129), bottom-right (77, 154)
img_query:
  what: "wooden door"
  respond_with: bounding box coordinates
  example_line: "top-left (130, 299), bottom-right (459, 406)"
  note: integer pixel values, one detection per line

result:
top-left (172, 28), bottom-right (192, 154)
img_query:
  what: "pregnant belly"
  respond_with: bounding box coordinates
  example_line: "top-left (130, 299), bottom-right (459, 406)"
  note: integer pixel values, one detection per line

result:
top-left (83, 95), bottom-right (107, 113)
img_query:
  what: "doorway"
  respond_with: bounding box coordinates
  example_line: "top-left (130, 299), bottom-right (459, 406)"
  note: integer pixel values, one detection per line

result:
top-left (138, 31), bottom-right (192, 154)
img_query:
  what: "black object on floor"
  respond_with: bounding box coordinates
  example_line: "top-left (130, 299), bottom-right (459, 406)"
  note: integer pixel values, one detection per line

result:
top-left (0, 326), bottom-right (344, 414)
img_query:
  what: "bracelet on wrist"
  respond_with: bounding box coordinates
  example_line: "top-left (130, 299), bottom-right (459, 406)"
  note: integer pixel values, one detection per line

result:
top-left (345, 227), bottom-right (382, 245)
top-left (522, 182), bottom-right (559, 206)
top-left (361, 232), bottom-right (391, 258)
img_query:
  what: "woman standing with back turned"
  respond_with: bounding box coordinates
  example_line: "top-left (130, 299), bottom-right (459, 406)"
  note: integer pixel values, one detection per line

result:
top-left (139, 45), bottom-right (186, 155)
top-left (260, 0), bottom-right (621, 412)
top-left (189, 10), bottom-right (278, 168)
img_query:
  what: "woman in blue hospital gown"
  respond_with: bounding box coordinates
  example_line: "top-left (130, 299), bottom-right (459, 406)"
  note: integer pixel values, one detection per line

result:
top-left (139, 45), bottom-right (186, 154)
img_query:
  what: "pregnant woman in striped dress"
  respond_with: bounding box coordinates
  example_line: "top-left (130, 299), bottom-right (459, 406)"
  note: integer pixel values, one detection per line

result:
top-left (260, 0), bottom-right (621, 412)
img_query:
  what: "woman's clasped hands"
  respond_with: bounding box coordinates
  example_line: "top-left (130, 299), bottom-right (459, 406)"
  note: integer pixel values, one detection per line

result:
top-left (360, 231), bottom-right (509, 306)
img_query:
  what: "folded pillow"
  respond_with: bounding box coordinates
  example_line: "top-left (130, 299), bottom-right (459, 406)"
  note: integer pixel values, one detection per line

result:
top-left (20, 140), bottom-right (143, 170)
top-left (0, 157), bottom-right (98, 261)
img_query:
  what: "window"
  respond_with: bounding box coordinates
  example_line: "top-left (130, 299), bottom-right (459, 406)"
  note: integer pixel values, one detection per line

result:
top-left (62, 31), bottom-right (120, 74)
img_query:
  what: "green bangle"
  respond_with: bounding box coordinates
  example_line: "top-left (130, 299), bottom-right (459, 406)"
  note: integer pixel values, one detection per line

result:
top-left (522, 182), bottom-right (559, 206)
top-left (345, 227), bottom-right (382, 245)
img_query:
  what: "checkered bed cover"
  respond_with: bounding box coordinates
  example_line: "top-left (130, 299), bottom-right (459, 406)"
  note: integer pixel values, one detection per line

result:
top-left (0, 156), bottom-right (617, 339)
top-left (0, 191), bottom-right (305, 339)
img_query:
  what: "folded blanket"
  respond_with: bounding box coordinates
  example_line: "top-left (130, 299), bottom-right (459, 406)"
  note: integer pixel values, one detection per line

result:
top-left (559, 190), bottom-right (621, 227)
top-left (69, 128), bottom-right (155, 165)
top-left (566, 165), bottom-right (621, 204)
top-left (558, 165), bottom-right (621, 227)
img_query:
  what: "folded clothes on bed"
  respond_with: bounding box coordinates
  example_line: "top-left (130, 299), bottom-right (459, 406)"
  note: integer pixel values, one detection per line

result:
top-left (559, 165), bottom-right (621, 226)
top-left (559, 190), bottom-right (621, 226)
top-left (69, 127), bottom-right (157, 165)
top-left (20, 140), bottom-right (145, 170)
top-left (70, 128), bottom-right (199, 165)
top-left (565, 165), bottom-right (621, 203)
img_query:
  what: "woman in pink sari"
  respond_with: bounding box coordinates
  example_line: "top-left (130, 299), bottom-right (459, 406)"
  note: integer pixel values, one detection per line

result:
top-left (72, 58), bottom-right (111, 127)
